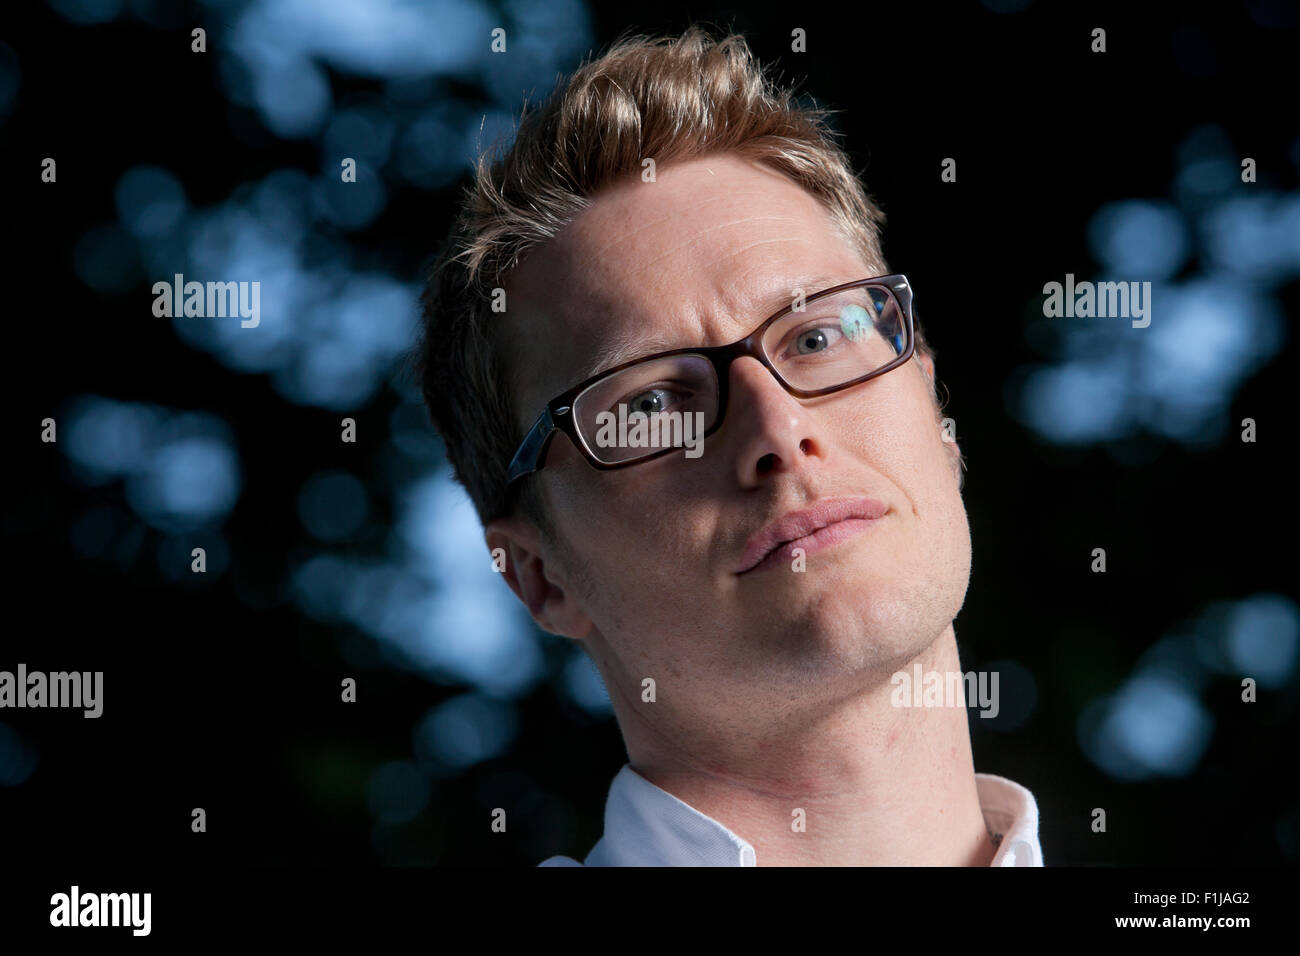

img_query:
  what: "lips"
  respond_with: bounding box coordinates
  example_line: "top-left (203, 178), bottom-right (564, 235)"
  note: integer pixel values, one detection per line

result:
top-left (735, 496), bottom-right (889, 575)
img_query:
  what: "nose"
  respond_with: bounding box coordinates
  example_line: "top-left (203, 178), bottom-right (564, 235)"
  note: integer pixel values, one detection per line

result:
top-left (725, 356), bottom-right (825, 489)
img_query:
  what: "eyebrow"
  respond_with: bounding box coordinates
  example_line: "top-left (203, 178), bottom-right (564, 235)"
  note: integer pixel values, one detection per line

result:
top-left (574, 272), bottom-right (854, 383)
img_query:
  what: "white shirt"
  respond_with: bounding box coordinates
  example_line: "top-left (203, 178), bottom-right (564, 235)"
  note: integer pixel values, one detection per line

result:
top-left (540, 764), bottom-right (1043, 866)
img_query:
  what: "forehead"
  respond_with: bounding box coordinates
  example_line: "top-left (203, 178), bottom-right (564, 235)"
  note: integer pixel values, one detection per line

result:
top-left (499, 153), bottom-right (868, 421)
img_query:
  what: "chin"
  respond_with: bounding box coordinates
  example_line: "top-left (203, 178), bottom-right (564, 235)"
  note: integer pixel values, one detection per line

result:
top-left (748, 584), bottom-right (943, 676)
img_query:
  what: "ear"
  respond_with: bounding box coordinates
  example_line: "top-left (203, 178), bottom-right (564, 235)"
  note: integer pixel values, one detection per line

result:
top-left (484, 513), bottom-right (594, 641)
top-left (917, 349), bottom-right (936, 386)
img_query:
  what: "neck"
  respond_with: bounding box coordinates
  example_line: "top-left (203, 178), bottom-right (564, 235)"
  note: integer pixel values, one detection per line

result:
top-left (623, 625), bottom-right (995, 866)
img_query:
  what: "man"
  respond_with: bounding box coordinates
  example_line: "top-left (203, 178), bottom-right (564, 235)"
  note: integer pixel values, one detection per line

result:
top-left (413, 25), bottom-right (1043, 866)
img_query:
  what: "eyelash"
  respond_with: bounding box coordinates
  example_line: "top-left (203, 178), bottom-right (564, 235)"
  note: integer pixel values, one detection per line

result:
top-left (618, 382), bottom-right (694, 412)
top-left (777, 320), bottom-right (847, 360)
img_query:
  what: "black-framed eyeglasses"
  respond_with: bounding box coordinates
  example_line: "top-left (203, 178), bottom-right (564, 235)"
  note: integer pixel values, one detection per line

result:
top-left (505, 273), bottom-right (917, 487)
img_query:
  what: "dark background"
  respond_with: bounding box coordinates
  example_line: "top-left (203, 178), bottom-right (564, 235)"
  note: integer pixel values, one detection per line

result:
top-left (1, 0), bottom-right (1296, 867)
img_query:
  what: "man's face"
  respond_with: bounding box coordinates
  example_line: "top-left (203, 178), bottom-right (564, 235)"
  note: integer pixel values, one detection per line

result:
top-left (489, 153), bottom-right (970, 732)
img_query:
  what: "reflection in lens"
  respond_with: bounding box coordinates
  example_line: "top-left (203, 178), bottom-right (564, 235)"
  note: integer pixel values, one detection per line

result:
top-left (840, 303), bottom-right (873, 341)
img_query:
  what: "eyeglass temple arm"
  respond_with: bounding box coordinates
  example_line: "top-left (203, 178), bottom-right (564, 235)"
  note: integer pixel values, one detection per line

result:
top-left (506, 407), bottom-right (556, 484)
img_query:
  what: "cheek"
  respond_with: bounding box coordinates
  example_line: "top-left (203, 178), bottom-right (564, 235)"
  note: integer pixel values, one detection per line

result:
top-left (841, 368), bottom-right (943, 474)
top-left (547, 463), bottom-right (710, 600)
top-left (538, 441), bottom-right (626, 541)
top-left (852, 373), bottom-right (965, 551)
top-left (902, 397), bottom-right (971, 573)
top-left (893, 366), bottom-right (949, 472)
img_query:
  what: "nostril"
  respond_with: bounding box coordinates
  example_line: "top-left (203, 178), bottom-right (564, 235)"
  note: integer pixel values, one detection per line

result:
top-left (799, 438), bottom-right (812, 455)
top-left (756, 452), bottom-right (777, 474)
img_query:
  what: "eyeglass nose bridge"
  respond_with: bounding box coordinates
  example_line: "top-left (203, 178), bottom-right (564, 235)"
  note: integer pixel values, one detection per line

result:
top-left (695, 334), bottom-right (777, 444)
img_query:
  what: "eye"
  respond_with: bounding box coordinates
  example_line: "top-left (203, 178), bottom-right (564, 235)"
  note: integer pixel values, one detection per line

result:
top-left (787, 323), bottom-right (845, 357)
top-left (620, 386), bottom-right (681, 415)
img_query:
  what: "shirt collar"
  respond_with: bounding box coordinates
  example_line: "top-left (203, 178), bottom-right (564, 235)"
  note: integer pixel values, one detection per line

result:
top-left (977, 772), bottom-right (1044, 866)
top-left (541, 764), bottom-right (1043, 866)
